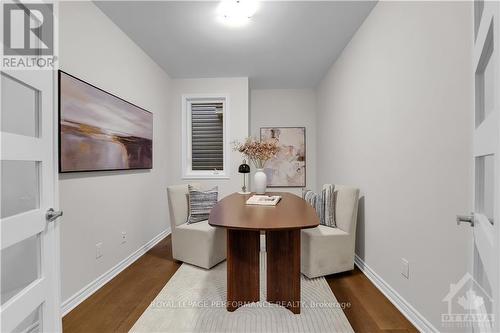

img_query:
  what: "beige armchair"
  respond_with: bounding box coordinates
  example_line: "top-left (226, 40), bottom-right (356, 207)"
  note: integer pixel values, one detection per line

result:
top-left (301, 185), bottom-right (360, 278)
top-left (167, 184), bottom-right (226, 269)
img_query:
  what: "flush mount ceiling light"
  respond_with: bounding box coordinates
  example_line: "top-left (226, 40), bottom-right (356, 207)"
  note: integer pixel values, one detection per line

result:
top-left (217, 0), bottom-right (259, 27)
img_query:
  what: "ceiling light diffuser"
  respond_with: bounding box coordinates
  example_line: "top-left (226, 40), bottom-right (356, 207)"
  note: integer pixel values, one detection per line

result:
top-left (217, 0), bottom-right (258, 27)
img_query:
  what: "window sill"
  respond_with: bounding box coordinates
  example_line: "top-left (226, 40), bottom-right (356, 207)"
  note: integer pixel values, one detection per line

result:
top-left (182, 174), bottom-right (230, 180)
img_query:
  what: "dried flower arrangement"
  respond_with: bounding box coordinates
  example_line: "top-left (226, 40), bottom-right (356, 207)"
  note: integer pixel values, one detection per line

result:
top-left (233, 137), bottom-right (280, 169)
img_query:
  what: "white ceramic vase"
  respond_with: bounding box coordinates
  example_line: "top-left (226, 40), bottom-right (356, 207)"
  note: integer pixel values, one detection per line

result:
top-left (254, 169), bottom-right (267, 194)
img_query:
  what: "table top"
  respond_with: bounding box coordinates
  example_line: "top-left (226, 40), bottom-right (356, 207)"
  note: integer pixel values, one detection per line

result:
top-left (208, 192), bottom-right (319, 231)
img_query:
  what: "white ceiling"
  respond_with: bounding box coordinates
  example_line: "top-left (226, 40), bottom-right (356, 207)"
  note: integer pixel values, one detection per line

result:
top-left (96, 1), bottom-right (376, 89)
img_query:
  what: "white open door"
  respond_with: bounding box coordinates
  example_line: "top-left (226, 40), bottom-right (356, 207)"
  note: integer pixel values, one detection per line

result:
top-left (459, 0), bottom-right (500, 332)
top-left (0, 68), bottom-right (61, 331)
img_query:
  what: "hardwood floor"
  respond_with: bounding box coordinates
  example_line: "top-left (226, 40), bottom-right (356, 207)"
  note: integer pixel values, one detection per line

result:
top-left (327, 270), bottom-right (418, 332)
top-left (62, 236), bottom-right (180, 333)
top-left (63, 235), bottom-right (417, 332)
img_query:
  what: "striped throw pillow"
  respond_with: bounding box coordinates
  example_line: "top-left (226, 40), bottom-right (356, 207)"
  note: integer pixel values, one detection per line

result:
top-left (303, 184), bottom-right (336, 228)
top-left (187, 185), bottom-right (218, 224)
top-left (322, 184), bottom-right (337, 228)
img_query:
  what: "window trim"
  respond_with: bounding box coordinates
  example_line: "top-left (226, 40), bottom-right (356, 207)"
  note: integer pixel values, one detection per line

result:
top-left (182, 94), bottom-right (230, 179)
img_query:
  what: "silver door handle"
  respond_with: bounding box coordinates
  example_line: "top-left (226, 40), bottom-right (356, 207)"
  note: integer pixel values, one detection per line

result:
top-left (457, 213), bottom-right (474, 227)
top-left (46, 208), bottom-right (63, 222)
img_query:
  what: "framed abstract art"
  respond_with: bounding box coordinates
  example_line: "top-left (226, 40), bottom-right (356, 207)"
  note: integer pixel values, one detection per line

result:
top-left (58, 71), bottom-right (153, 173)
top-left (260, 127), bottom-right (306, 187)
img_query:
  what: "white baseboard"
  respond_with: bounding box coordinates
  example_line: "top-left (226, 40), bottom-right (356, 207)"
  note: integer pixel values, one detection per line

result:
top-left (61, 228), bottom-right (171, 316)
top-left (354, 255), bottom-right (438, 333)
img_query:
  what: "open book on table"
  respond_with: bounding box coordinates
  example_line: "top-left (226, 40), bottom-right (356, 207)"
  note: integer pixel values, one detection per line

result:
top-left (245, 195), bottom-right (282, 206)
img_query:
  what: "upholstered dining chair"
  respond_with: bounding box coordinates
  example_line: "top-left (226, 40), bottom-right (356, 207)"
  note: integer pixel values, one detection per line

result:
top-left (301, 185), bottom-right (360, 278)
top-left (167, 184), bottom-right (226, 269)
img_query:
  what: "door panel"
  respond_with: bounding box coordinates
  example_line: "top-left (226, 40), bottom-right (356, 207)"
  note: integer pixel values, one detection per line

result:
top-left (12, 304), bottom-right (41, 333)
top-left (0, 72), bottom-right (40, 138)
top-left (471, 0), bottom-right (499, 332)
top-left (475, 154), bottom-right (495, 223)
top-left (1, 280), bottom-right (46, 333)
top-left (474, 17), bottom-right (494, 127)
top-left (1, 160), bottom-right (40, 219)
top-left (1, 235), bottom-right (40, 305)
top-left (0, 65), bottom-right (59, 332)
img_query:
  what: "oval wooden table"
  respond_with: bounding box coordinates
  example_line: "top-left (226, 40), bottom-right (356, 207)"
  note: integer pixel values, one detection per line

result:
top-left (208, 192), bottom-right (319, 314)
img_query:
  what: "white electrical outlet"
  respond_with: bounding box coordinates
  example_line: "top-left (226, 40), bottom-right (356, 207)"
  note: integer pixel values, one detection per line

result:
top-left (401, 258), bottom-right (409, 279)
top-left (96, 242), bottom-right (103, 259)
top-left (121, 232), bottom-right (127, 244)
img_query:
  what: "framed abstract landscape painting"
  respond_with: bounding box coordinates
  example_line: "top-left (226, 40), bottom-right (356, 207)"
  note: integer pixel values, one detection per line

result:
top-left (260, 127), bottom-right (306, 187)
top-left (58, 71), bottom-right (153, 173)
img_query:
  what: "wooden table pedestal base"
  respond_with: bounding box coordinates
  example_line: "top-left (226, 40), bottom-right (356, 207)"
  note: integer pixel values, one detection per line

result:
top-left (226, 229), bottom-right (301, 314)
top-left (226, 229), bottom-right (260, 312)
top-left (266, 229), bottom-right (301, 314)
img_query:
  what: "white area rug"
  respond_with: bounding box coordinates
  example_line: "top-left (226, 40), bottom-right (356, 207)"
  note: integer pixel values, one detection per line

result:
top-left (130, 253), bottom-right (353, 333)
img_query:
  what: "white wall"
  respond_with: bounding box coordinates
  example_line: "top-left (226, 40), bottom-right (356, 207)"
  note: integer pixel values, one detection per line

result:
top-left (59, 2), bottom-right (172, 303)
top-left (250, 89), bottom-right (316, 195)
top-left (168, 78), bottom-right (249, 197)
top-left (316, 1), bottom-right (473, 329)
